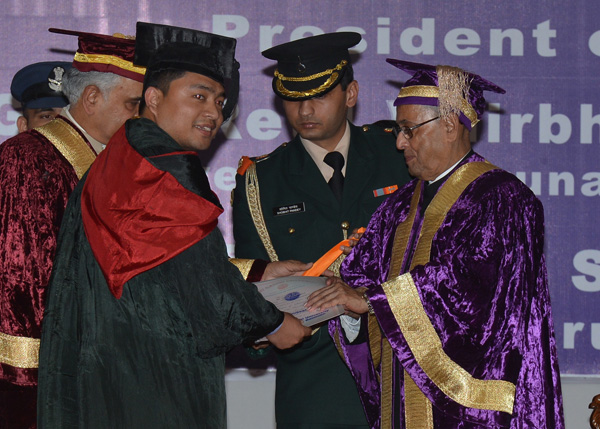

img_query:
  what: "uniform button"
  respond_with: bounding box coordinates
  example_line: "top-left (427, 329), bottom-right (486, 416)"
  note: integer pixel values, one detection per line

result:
top-left (341, 221), bottom-right (350, 230)
top-left (288, 228), bottom-right (295, 234)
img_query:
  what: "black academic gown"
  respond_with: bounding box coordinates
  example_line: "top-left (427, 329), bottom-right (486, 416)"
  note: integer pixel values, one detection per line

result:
top-left (37, 118), bottom-right (283, 428)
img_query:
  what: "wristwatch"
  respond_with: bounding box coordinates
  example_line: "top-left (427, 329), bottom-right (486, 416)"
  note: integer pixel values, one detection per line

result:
top-left (362, 292), bottom-right (375, 315)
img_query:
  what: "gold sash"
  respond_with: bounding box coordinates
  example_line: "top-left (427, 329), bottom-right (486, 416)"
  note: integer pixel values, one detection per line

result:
top-left (36, 118), bottom-right (97, 179)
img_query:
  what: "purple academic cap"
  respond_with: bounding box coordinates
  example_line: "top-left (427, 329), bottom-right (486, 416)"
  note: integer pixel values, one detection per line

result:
top-left (386, 59), bottom-right (505, 130)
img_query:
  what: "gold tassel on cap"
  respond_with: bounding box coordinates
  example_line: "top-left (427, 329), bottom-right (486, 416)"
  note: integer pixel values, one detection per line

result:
top-left (436, 65), bottom-right (471, 120)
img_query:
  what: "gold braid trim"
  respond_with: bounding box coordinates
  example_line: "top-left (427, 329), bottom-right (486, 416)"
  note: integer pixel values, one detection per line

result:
top-left (388, 184), bottom-right (421, 278)
top-left (368, 314), bottom-right (383, 379)
top-left (245, 163), bottom-right (279, 261)
top-left (275, 72), bottom-right (340, 99)
top-left (380, 339), bottom-right (395, 429)
top-left (274, 60), bottom-right (348, 82)
top-left (397, 85), bottom-right (479, 127)
top-left (414, 162), bottom-right (497, 265)
top-left (372, 183), bottom-right (421, 425)
top-left (383, 274), bottom-right (515, 414)
top-left (73, 52), bottom-right (146, 77)
top-left (35, 119), bottom-right (97, 179)
top-left (404, 371), bottom-right (434, 429)
top-left (229, 258), bottom-right (255, 280)
top-left (0, 332), bottom-right (40, 369)
top-left (383, 161), bottom-right (515, 418)
top-left (326, 253), bottom-right (346, 277)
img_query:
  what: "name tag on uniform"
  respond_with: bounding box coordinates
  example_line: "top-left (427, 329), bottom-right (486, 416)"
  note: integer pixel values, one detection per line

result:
top-left (273, 202), bottom-right (305, 216)
top-left (373, 185), bottom-right (398, 197)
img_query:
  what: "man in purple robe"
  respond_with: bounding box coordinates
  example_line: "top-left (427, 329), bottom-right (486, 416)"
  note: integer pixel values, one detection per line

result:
top-left (307, 60), bottom-right (564, 428)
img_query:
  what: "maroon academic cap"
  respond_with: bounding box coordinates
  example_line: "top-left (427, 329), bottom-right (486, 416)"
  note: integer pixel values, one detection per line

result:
top-left (49, 28), bottom-right (146, 83)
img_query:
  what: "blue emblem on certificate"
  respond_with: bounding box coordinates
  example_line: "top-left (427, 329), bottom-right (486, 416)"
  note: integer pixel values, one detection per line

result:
top-left (285, 291), bottom-right (301, 301)
top-left (254, 277), bottom-right (344, 327)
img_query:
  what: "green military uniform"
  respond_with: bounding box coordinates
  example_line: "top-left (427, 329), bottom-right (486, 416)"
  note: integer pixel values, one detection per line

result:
top-left (233, 121), bottom-right (411, 427)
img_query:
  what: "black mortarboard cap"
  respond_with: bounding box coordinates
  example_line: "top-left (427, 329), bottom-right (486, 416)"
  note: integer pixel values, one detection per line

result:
top-left (262, 32), bottom-right (361, 101)
top-left (134, 22), bottom-right (240, 120)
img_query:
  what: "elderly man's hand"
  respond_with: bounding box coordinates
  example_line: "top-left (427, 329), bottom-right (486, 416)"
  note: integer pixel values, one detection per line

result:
top-left (262, 260), bottom-right (312, 280)
top-left (340, 228), bottom-right (365, 255)
top-left (267, 313), bottom-right (312, 349)
top-left (306, 277), bottom-right (368, 315)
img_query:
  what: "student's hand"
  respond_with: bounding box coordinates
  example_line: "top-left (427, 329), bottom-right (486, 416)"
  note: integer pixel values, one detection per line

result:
top-left (267, 313), bottom-right (312, 349)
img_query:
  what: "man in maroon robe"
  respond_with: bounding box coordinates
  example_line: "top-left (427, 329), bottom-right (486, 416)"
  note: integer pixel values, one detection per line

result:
top-left (307, 60), bottom-right (564, 428)
top-left (0, 29), bottom-right (146, 428)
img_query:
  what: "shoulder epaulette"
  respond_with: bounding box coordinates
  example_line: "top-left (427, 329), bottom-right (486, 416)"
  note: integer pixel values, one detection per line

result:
top-left (362, 120), bottom-right (398, 136)
top-left (237, 156), bottom-right (254, 176)
top-left (237, 142), bottom-right (291, 176)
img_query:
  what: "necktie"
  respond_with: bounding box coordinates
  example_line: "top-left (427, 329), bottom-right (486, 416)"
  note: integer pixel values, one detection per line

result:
top-left (324, 151), bottom-right (344, 202)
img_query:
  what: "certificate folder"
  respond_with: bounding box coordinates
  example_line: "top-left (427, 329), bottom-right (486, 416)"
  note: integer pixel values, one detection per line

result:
top-left (254, 276), bottom-right (344, 327)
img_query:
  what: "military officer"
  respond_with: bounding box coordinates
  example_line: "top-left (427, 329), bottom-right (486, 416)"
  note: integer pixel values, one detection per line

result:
top-left (10, 61), bottom-right (72, 133)
top-left (232, 32), bottom-right (411, 428)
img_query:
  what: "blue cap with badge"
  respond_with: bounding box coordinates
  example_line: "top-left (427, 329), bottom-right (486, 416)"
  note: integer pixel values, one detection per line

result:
top-left (10, 61), bottom-right (72, 110)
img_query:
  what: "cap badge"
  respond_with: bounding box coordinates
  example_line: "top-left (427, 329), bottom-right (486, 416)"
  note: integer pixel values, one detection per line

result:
top-left (48, 66), bottom-right (65, 91)
top-left (297, 56), bottom-right (306, 74)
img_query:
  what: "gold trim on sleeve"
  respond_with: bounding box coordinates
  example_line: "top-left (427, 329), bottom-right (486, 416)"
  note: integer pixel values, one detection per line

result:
top-left (73, 52), bottom-right (146, 77)
top-left (229, 258), bottom-right (255, 280)
top-left (245, 163), bottom-right (279, 261)
top-left (0, 332), bottom-right (40, 369)
top-left (383, 274), bottom-right (515, 414)
top-left (35, 119), bottom-right (97, 179)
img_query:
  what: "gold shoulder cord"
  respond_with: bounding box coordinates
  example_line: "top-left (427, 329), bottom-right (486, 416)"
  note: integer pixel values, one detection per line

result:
top-left (382, 162), bottom-right (516, 428)
top-left (36, 119), bottom-right (97, 179)
top-left (245, 163), bottom-right (279, 262)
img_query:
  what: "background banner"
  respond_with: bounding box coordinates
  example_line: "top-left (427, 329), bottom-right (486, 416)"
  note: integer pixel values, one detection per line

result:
top-left (0, 1), bottom-right (597, 375)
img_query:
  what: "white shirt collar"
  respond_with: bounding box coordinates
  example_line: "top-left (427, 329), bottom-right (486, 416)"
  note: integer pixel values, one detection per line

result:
top-left (429, 151), bottom-right (471, 185)
top-left (300, 121), bottom-right (351, 181)
top-left (61, 106), bottom-right (105, 154)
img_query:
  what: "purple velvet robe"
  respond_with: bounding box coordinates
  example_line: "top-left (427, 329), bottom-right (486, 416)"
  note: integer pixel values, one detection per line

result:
top-left (0, 117), bottom-right (94, 428)
top-left (331, 153), bottom-right (564, 428)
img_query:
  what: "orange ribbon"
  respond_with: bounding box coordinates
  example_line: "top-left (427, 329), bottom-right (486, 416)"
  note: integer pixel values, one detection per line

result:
top-left (303, 227), bottom-right (366, 277)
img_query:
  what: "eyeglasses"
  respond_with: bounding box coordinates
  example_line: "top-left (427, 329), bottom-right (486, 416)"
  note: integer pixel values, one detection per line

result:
top-left (393, 116), bottom-right (440, 140)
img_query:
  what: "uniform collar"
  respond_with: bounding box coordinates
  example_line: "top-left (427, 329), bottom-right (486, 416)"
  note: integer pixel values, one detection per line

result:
top-left (300, 120), bottom-right (350, 180)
